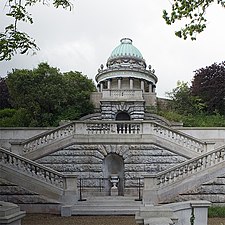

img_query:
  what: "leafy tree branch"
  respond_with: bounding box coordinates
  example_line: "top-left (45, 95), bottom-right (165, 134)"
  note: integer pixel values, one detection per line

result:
top-left (163, 0), bottom-right (225, 40)
top-left (0, 0), bottom-right (73, 61)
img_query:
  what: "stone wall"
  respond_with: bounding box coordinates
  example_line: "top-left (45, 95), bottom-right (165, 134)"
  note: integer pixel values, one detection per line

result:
top-left (101, 101), bottom-right (145, 120)
top-left (36, 143), bottom-right (187, 196)
top-left (0, 128), bottom-right (51, 150)
top-left (0, 178), bottom-right (60, 213)
top-left (178, 128), bottom-right (225, 148)
top-left (174, 175), bottom-right (225, 206)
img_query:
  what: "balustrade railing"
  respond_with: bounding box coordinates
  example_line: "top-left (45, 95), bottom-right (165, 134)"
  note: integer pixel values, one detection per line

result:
top-left (146, 145), bottom-right (225, 190)
top-left (77, 177), bottom-right (144, 199)
top-left (22, 122), bottom-right (76, 154)
top-left (0, 147), bottom-right (68, 189)
top-left (102, 89), bottom-right (143, 100)
top-left (86, 122), bottom-right (141, 134)
top-left (20, 120), bottom-right (206, 156)
top-left (150, 123), bottom-right (206, 153)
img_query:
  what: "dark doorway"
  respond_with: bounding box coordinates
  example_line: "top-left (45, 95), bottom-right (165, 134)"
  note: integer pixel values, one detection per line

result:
top-left (115, 111), bottom-right (130, 121)
top-left (115, 112), bottom-right (131, 133)
top-left (103, 153), bottom-right (124, 196)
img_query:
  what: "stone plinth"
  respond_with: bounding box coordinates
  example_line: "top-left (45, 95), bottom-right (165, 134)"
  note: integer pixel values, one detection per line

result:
top-left (136, 200), bottom-right (211, 225)
top-left (0, 201), bottom-right (26, 225)
top-left (135, 204), bottom-right (177, 225)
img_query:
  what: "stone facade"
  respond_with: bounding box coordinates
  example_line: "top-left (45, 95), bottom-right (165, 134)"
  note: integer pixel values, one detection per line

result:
top-left (101, 101), bottom-right (145, 120)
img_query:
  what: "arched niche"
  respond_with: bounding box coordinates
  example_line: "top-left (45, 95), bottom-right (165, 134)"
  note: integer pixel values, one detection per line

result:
top-left (115, 111), bottom-right (130, 121)
top-left (103, 153), bottom-right (124, 196)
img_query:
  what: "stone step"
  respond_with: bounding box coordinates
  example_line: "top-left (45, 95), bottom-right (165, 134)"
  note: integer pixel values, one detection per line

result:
top-left (70, 196), bottom-right (143, 215)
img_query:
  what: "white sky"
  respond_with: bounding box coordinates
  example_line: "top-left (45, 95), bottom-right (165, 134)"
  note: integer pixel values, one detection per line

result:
top-left (0, 0), bottom-right (224, 97)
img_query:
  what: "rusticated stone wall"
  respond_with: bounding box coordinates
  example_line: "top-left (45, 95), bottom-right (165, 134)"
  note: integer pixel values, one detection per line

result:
top-left (36, 143), bottom-right (187, 196)
top-left (0, 178), bottom-right (60, 212)
top-left (173, 175), bottom-right (225, 206)
top-left (101, 101), bottom-right (145, 120)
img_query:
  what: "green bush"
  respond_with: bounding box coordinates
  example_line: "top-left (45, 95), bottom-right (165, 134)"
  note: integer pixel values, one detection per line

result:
top-left (208, 206), bottom-right (225, 218)
top-left (0, 108), bottom-right (32, 127)
top-left (159, 110), bottom-right (225, 127)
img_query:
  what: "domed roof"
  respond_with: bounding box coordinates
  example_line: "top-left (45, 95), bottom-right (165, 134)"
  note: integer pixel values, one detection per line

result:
top-left (109, 38), bottom-right (143, 60)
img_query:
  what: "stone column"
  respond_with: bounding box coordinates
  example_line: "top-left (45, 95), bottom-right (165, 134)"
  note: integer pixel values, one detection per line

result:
top-left (100, 82), bottom-right (103, 92)
top-left (107, 79), bottom-right (111, 89)
top-left (118, 78), bottom-right (122, 89)
top-left (129, 78), bottom-right (134, 89)
top-left (152, 85), bottom-right (156, 93)
top-left (149, 82), bottom-right (152, 93)
top-left (141, 80), bottom-right (145, 92)
top-left (97, 84), bottom-right (100, 92)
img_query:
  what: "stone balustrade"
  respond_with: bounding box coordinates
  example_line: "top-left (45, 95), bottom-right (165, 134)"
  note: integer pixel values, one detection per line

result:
top-left (22, 123), bottom-right (76, 153)
top-left (102, 89), bottom-right (143, 100)
top-left (19, 121), bottom-right (206, 156)
top-left (150, 122), bottom-right (206, 153)
top-left (0, 147), bottom-right (72, 189)
top-left (144, 145), bottom-right (225, 191)
top-left (86, 121), bottom-right (141, 134)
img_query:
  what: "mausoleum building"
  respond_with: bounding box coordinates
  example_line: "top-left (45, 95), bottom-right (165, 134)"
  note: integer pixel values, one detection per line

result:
top-left (1, 38), bottom-right (225, 217)
top-left (90, 38), bottom-right (158, 121)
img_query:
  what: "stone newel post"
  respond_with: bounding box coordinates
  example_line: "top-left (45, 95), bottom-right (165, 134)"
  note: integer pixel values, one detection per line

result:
top-left (143, 174), bottom-right (159, 204)
top-left (62, 174), bottom-right (78, 204)
top-left (10, 142), bottom-right (24, 155)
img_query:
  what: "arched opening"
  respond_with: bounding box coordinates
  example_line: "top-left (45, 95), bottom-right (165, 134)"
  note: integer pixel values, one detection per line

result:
top-left (115, 111), bottom-right (130, 121)
top-left (103, 153), bottom-right (124, 196)
top-left (115, 111), bottom-right (131, 133)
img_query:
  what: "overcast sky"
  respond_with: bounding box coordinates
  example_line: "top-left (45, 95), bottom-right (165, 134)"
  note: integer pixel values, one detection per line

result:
top-left (0, 0), bottom-right (224, 97)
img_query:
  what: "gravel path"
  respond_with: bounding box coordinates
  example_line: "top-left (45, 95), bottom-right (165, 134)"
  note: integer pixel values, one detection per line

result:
top-left (21, 214), bottom-right (225, 225)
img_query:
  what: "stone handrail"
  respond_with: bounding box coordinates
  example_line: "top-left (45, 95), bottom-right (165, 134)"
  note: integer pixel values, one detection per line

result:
top-left (145, 145), bottom-right (225, 191)
top-left (22, 122), bottom-right (76, 154)
top-left (149, 122), bottom-right (206, 154)
top-left (19, 120), bottom-right (207, 156)
top-left (0, 147), bottom-right (72, 189)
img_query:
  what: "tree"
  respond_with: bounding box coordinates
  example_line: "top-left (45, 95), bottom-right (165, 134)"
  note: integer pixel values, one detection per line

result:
top-left (191, 61), bottom-right (225, 115)
top-left (166, 81), bottom-right (205, 115)
top-left (6, 63), bottom-right (96, 126)
top-left (0, 77), bottom-right (11, 109)
top-left (163, 0), bottom-right (225, 40)
top-left (0, 0), bottom-right (72, 61)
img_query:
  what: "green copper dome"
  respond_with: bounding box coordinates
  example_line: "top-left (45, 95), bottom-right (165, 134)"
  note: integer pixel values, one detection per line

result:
top-left (109, 38), bottom-right (143, 60)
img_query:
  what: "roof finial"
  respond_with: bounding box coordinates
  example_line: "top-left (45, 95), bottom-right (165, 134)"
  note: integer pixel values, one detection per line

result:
top-left (120, 38), bottom-right (132, 44)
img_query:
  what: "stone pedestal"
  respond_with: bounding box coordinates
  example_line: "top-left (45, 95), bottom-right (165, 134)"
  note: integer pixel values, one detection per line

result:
top-left (136, 201), bottom-right (211, 225)
top-left (111, 186), bottom-right (119, 196)
top-left (0, 201), bottom-right (26, 225)
top-left (110, 174), bottom-right (119, 196)
top-left (135, 204), bottom-right (178, 225)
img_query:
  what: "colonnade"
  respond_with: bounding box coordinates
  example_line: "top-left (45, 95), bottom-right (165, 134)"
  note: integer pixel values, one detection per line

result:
top-left (98, 77), bottom-right (156, 93)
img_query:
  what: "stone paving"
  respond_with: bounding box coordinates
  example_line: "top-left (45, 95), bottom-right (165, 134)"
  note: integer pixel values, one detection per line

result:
top-left (21, 214), bottom-right (224, 225)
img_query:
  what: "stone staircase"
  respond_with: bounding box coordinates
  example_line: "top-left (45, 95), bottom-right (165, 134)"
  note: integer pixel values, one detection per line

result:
top-left (143, 145), bottom-right (225, 204)
top-left (65, 196), bottom-right (143, 216)
top-left (0, 147), bottom-right (77, 205)
top-left (2, 121), bottom-right (225, 215)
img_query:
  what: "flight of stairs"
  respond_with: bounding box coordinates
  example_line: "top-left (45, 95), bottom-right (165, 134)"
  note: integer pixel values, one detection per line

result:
top-left (71, 196), bottom-right (143, 215)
